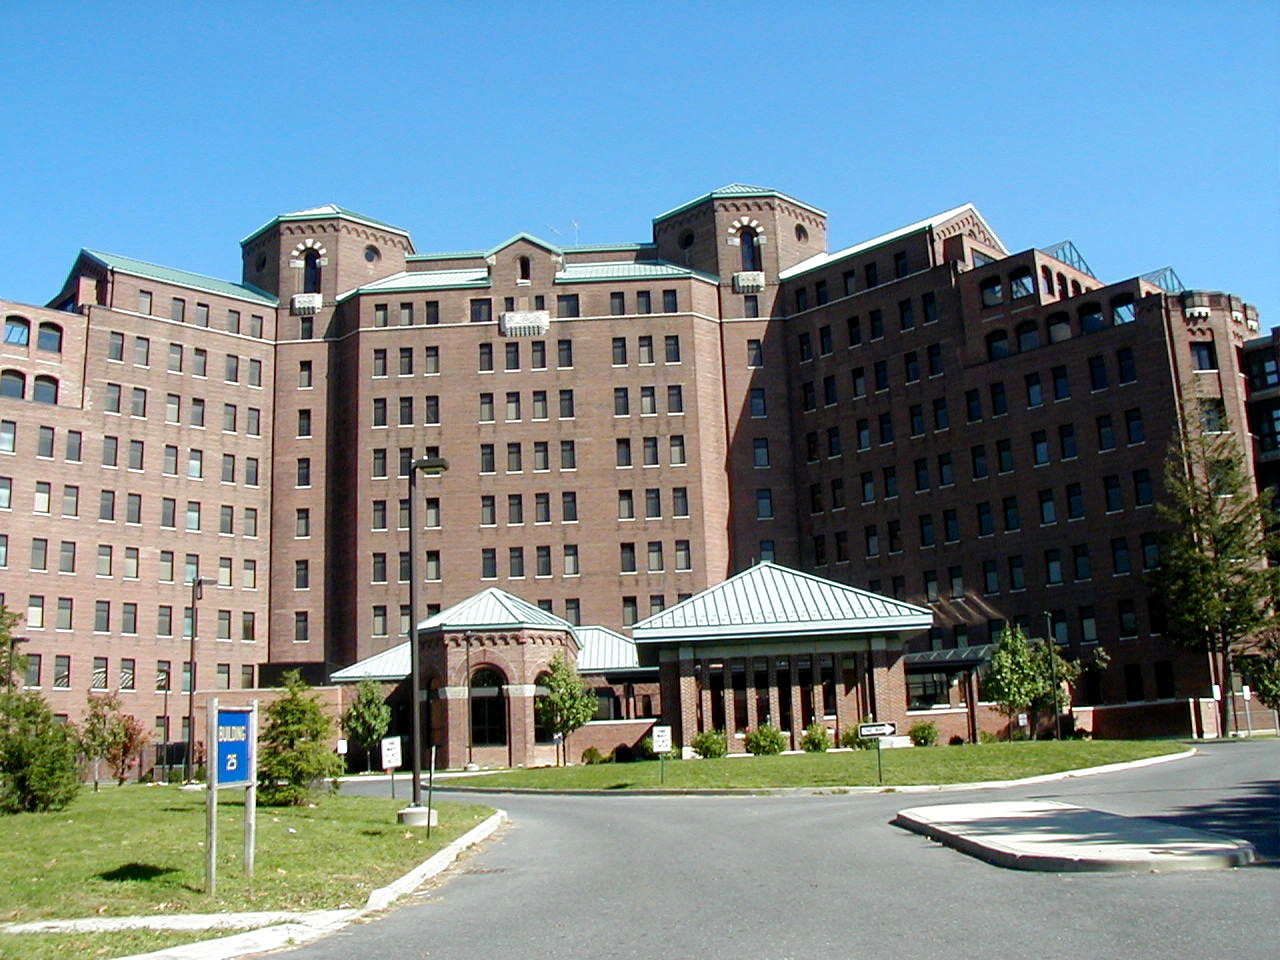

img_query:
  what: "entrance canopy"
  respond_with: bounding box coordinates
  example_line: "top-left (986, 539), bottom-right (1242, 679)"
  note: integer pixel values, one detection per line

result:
top-left (632, 561), bottom-right (931, 644)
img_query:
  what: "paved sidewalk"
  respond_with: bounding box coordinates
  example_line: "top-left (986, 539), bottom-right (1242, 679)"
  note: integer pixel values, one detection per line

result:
top-left (894, 799), bottom-right (1259, 872)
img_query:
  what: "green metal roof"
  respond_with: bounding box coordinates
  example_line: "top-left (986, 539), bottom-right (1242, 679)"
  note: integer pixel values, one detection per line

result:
top-left (406, 250), bottom-right (487, 262)
top-left (347, 268), bottom-right (490, 296)
top-left (633, 562), bottom-right (932, 642)
top-left (556, 261), bottom-right (718, 284)
top-left (240, 204), bottom-right (411, 246)
top-left (563, 242), bottom-right (656, 253)
top-left (486, 232), bottom-right (562, 256)
top-left (654, 183), bottom-right (826, 223)
top-left (81, 249), bottom-right (278, 307)
top-left (418, 586), bottom-right (575, 633)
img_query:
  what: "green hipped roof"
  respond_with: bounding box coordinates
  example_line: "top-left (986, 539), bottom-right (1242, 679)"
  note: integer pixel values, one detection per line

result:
top-left (653, 183), bottom-right (827, 223)
top-left (407, 241), bottom-right (656, 262)
top-left (80, 249), bottom-right (278, 307)
top-left (240, 204), bottom-right (411, 246)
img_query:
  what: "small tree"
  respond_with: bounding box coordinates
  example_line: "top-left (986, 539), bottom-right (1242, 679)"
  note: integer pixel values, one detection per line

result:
top-left (106, 713), bottom-right (150, 785)
top-left (1238, 623), bottom-right (1280, 712)
top-left (80, 692), bottom-right (121, 792)
top-left (535, 654), bottom-right (596, 766)
top-left (1152, 421), bottom-right (1280, 735)
top-left (0, 692), bottom-right (80, 813)
top-left (341, 678), bottom-right (392, 773)
top-left (258, 670), bottom-right (344, 806)
top-left (983, 625), bottom-right (1041, 740)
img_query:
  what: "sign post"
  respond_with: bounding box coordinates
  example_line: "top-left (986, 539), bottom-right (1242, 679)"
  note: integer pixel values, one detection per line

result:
top-left (426, 746), bottom-right (436, 839)
top-left (1243, 685), bottom-right (1253, 737)
top-left (208, 701), bottom-right (257, 896)
top-left (857, 722), bottom-right (896, 787)
top-left (381, 736), bottom-right (402, 800)
top-left (651, 725), bottom-right (672, 785)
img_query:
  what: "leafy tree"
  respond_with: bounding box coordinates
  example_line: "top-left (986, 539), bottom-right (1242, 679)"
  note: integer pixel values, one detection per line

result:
top-left (80, 692), bottom-right (121, 792)
top-left (106, 712), bottom-right (150, 785)
top-left (0, 604), bottom-right (79, 813)
top-left (1152, 421), bottom-right (1280, 735)
top-left (258, 669), bottom-right (343, 805)
top-left (341, 678), bottom-right (391, 773)
top-left (534, 653), bottom-right (596, 766)
top-left (1238, 624), bottom-right (1280, 712)
top-left (983, 625), bottom-right (1040, 739)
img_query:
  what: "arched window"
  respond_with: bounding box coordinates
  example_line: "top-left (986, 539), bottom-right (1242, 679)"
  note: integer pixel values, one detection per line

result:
top-left (1079, 302), bottom-right (1106, 333)
top-left (470, 667), bottom-right (507, 746)
top-left (1056, 273), bottom-right (1069, 300)
top-left (533, 671), bottom-right (553, 743)
top-left (1041, 266), bottom-right (1054, 298)
top-left (32, 375), bottom-right (58, 405)
top-left (517, 255), bottom-right (531, 281)
top-left (36, 322), bottom-right (63, 353)
top-left (985, 330), bottom-right (1010, 361)
top-left (1070, 279), bottom-right (1083, 297)
top-left (1111, 294), bottom-right (1136, 325)
top-left (1046, 312), bottom-right (1071, 343)
top-left (0, 369), bottom-right (26, 399)
top-left (1015, 320), bottom-right (1040, 352)
top-left (740, 228), bottom-right (760, 272)
top-left (302, 250), bottom-right (321, 294)
top-left (3, 316), bottom-right (30, 346)
top-left (1009, 267), bottom-right (1035, 299)
top-left (979, 276), bottom-right (1004, 307)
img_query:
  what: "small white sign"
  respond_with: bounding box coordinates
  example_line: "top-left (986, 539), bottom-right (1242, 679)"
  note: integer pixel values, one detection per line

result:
top-left (1243, 685), bottom-right (1252, 702)
top-left (336, 739), bottom-right (348, 755)
top-left (651, 725), bottom-right (672, 754)
top-left (1212, 684), bottom-right (1222, 701)
top-left (380, 736), bottom-right (402, 770)
top-left (1017, 713), bottom-right (1028, 727)
top-left (857, 722), bottom-right (896, 738)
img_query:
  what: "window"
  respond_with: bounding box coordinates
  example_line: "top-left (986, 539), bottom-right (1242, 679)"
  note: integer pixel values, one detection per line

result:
top-left (865, 263), bottom-right (880, 289)
top-left (1010, 267), bottom-right (1035, 299)
top-left (298, 408), bottom-right (312, 437)
top-left (1002, 496), bottom-right (1021, 532)
top-left (1045, 549), bottom-right (1063, 586)
top-left (990, 381), bottom-right (1007, 416)
top-left (878, 412), bottom-right (894, 444)
top-left (749, 388), bottom-right (767, 417)
top-left (739, 228), bottom-right (760, 271)
top-left (1008, 555), bottom-right (1025, 590)
top-left (1112, 537), bottom-right (1132, 575)
top-left (1032, 430), bottom-right (1049, 466)
top-left (1066, 482), bottom-right (1084, 519)
top-left (506, 442), bottom-right (522, 472)
top-left (1096, 414), bottom-right (1116, 451)
top-left (1072, 544), bottom-right (1092, 580)
top-left (1088, 355), bottom-right (1108, 390)
top-left (904, 351), bottom-right (920, 383)
top-left (663, 290), bottom-right (678, 313)
top-left (980, 276), bottom-right (1003, 307)
top-left (559, 389), bottom-right (575, 418)
top-left (873, 360), bottom-right (888, 391)
top-left (1117, 347), bottom-right (1137, 383)
top-left (1025, 372), bottom-right (1043, 407)
top-left (996, 438), bottom-right (1013, 472)
top-left (864, 525), bottom-right (879, 558)
top-left (134, 336), bottom-right (150, 366)
top-left (1039, 489), bottom-right (1057, 525)
top-left (756, 489), bottom-right (774, 520)
top-left (1104, 475), bottom-right (1123, 512)
top-left (556, 295), bottom-right (579, 319)
top-left (1133, 468), bottom-right (1153, 506)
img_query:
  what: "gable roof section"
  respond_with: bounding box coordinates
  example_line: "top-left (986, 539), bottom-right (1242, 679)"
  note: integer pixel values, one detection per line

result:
top-left (778, 203), bottom-right (1007, 281)
top-left (417, 586), bottom-right (575, 633)
top-left (80, 249), bottom-right (278, 307)
top-left (654, 183), bottom-right (826, 223)
top-left (330, 642), bottom-right (410, 683)
top-left (632, 562), bottom-right (932, 642)
top-left (240, 204), bottom-right (411, 246)
top-left (486, 232), bottom-right (562, 256)
top-left (576, 626), bottom-right (652, 672)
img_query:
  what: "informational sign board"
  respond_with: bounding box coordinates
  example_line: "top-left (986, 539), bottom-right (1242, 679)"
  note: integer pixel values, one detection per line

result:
top-left (651, 725), bottom-right (672, 754)
top-left (858, 722), bottom-right (896, 738)
top-left (1212, 684), bottom-right (1222, 701)
top-left (1017, 713), bottom-right (1028, 727)
top-left (336, 739), bottom-right (349, 755)
top-left (381, 736), bottom-right (403, 770)
top-left (216, 708), bottom-right (253, 788)
top-left (1242, 685), bottom-right (1252, 701)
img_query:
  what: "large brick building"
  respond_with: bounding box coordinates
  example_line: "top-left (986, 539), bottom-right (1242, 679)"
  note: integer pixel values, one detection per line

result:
top-left (1, 183), bottom-right (1274, 759)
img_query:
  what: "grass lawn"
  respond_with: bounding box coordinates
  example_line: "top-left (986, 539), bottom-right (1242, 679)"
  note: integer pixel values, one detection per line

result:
top-left (467, 739), bottom-right (1189, 791)
top-left (0, 786), bottom-right (492, 925)
top-left (0, 928), bottom-right (251, 960)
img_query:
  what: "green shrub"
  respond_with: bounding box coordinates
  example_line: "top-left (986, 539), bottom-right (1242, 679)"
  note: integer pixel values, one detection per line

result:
top-left (639, 735), bottom-right (680, 760)
top-left (0, 691), bottom-right (80, 813)
top-left (908, 720), bottom-right (939, 747)
top-left (580, 746), bottom-right (608, 765)
top-left (744, 724), bottom-right (786, 755)
top-left (258, 670), bottom-right (344, 806)
top-left (839, 727), bottom-right (877, 750)
top-left (978, 729), bottom-right (999, 744)
top-left (800, 723), bottom-right (830, 753)
top-left (690, 729), bottom-right (728, 759)
top-left (948, 735), bottom-right (966, 746)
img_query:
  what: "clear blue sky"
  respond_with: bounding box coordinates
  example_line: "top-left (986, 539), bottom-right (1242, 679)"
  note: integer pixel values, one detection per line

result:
top-left (1, 2), bottom-right (1276, 323)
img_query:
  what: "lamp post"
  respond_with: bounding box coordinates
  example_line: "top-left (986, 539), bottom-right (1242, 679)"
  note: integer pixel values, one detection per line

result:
top-left (406, 456), bottom-right (448, 814)
top-left (186, 577), bottom-right (215, 782)
top-left (1043, 611), bottom-right (1062, 741)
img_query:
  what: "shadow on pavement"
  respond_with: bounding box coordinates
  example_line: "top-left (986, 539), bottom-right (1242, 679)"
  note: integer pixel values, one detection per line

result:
top-left (1146, 779), bottom-right (1280, 863)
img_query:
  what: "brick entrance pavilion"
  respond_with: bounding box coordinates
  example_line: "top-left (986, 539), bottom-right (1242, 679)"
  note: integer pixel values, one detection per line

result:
top-left (633, 563), bottom-right (932, 752)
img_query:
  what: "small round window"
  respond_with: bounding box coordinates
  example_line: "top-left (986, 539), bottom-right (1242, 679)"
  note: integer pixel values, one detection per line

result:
top-left (678, 230), bottom-right (695, 250)
top-left (364, 245), bottom-right (380, 263)
top-left (254, 254), bottom-right (267, 272)
top-left (795, 224), bottom-right (809, 243)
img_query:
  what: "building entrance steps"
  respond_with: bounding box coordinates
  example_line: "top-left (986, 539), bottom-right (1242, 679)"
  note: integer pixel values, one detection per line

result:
top-left (893, 799), bottom-right (1258, 872)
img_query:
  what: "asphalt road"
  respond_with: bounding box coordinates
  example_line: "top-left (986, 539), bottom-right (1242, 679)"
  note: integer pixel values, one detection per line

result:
top-left (290, 740), bottom-right (1278, 960)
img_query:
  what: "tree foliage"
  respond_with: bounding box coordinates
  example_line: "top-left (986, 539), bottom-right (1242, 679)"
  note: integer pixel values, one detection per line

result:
top-left (1238, 624), bottom-right (1280, 711)
top-left (258, 669), bottom-right (343, 805)
top-left (0, 604), bottom-right (79, 813)
top-left (80, 693), bottom-right (120, 792)
top-left (983, 626), bottom-right (1041, 738)
top-left (534, 653), bottom-right (596, 765)
top-left (1151, 420), bottom-right (1280, 733)
top-left (106, 712), bottom-right (150, 786)
top-left (341, 678), bottom-right (391, 772)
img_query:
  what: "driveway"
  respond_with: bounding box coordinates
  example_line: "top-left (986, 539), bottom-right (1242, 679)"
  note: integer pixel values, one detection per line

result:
top-left (292, 740), bottom-right (1278, 960)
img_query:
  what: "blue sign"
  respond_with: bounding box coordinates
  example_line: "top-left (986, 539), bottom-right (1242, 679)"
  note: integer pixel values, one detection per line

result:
top-left (216, 708), bottom-right (253, 788)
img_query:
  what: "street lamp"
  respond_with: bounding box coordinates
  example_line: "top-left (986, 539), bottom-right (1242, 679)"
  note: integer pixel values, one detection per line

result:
top-left (186, 576), bottom-right (216, 782)
top-left (1043, 611), bottom-right (1062, 741)
top-left (405, 455), bottom-right (448, 817)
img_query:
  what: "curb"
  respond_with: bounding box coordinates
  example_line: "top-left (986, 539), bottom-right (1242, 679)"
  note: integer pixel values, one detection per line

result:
top-left (892, 800), bottom-right (1258, 872)
top-left (428, 748), bottom-right (1198, 797)
top-left (102, 808), bottom-right (509, 960)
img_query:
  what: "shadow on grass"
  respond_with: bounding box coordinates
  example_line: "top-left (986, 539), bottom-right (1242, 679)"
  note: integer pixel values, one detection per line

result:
top-left (96, 863), bottom-right (179, 882)
top-left (604, 783), bottom-right (634, 790)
